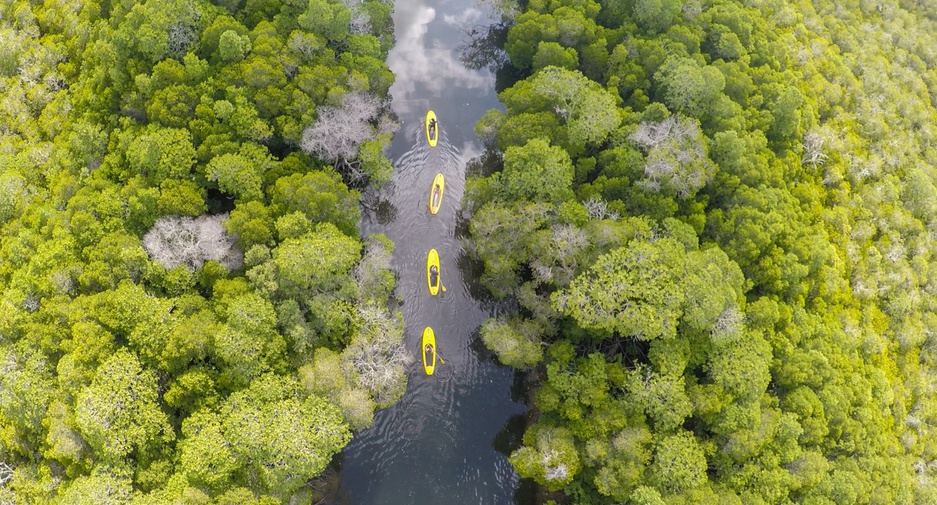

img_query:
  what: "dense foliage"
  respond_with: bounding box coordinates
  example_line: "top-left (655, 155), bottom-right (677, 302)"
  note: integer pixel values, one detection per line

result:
top-left (0, 0), bottom-right (403, 502)
top-left (468, 0), bottom-right (937, 503)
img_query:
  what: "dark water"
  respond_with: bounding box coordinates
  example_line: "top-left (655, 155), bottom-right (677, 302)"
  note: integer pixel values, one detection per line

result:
top-left (336, 1), bottom-right (529, 504)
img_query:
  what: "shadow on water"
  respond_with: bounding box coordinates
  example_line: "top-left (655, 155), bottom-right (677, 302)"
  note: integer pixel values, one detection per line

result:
top-left (464, 148), bottom-right (504, 180)
top-left (454, 233), bottom-right (500, 312)
top-left (515, 479), bottom-right (541, 505)
top-left (360, 188), bottom-right (398, 227)
top-left (495, 64), bottom-right (529, 94)
top-left (492, 373), bottom-right (541, 505)
top-left (466, 324), bottom-right (498, 365)
top-left (493, 413), bottom-right (527, 457)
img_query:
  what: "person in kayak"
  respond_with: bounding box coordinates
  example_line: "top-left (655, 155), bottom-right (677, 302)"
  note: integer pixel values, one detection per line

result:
top-left (429, 264), bottom-right (439, 288)
top-left (428, 117), bottom-right (437, 139)
top-left (431, 183), bottom-right (441, 208)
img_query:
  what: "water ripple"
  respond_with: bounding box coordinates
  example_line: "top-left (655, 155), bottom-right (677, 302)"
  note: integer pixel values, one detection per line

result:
top-left (339, 2), bottom-right (525, 502)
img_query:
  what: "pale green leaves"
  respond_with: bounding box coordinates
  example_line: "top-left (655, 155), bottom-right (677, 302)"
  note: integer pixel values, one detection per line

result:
top-left (900, 166), bottom-right (937, 221)
top-left (205, 143), bottom-right (273, 202)
top-left (654, 56), bottom-right (726, 118)
top-left (711, 129), bottom-right (773, 189)
top-left (157, 179), bottom-right (207, 217)
top-left (635, 371), bottom-right (693, 432)
top-left (592, 427), bottom-right (653, 500)
top-left (215, 292), bottom-right (286, 386)
top-left (496, 67), bottom-right (620, 155)
top-left (75, 350), bottom-right (173, 462)
top-left (298, 0), bottom-right (352, 42)
top-left (480, 316), bottom-right (545, 368)
top-left (650, 431), bottom-right (708, 492)
top-left (344, 305), bottom-right (410, 407)
top-left (529, 66), bottom-right (620, 147)
top-left (555, 234), bottom-right (746, 340)
top-left (497, 138), bottom-right (575, 204)
top-left (706, 329), bottom-right (771, 403)
top-left (632, 0), bottom-right (682, 33)
top-left (553, 238), bottom-right (686, 340)
top-left (300, 348), bottom-right (348, 397)
top-left (218, 30), bottom-right (251, 62)
top-left (769, 87), bottom-right (805, 142)
top-left (334, 387), bottom-right (376, 431)
top-left (272, 222), bottom-right (361, 296)
top-left (0, 172), bottom-right (26, 223)
top-left (181, 375), bottom-right (351, 497)
top-left (270, 170), bottom-right (361, 237)
top-left (43, 401), bottom-right (88, 468)
top-left (353, 234), bottom-right (395, 305)
top-left (510, 425), bottom-right (581, 490)
top-left (55, 470), bottom-right (133, 505)
top-left (126, 126), bottom-right (196, 183)
top-left (299, 348), bottom-right (377, 430)
top-left (179, 410), bottom-right (238, 490)
top-left (225, 201), bottom-right (273, 248)
top-left (118, 0), bottom-right (205, 62)
top-left (629, 486), bottom-right (667, 505)
top-left (782, 386), bottom-right (829, 446)
top-left (532, 41), bottom-right (579, 71)
top-left (298, 303), bottom-right (408, 427)
top-left (0, 344), bottom-right (56, 445)
top-left (682, 247), bottom-right (746, 332)
top-left (469, 201), bottom-right (552, 297)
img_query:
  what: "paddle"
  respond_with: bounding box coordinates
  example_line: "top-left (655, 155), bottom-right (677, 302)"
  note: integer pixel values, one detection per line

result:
top-left (430, 268), bottom-right (446, 293)
top-left (425, 349), bottom-right (445, 366)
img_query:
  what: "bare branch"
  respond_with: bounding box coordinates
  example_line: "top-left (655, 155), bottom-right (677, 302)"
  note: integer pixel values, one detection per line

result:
top-left (710, 305), bottom-right (743, 345)
top-left (631, 115), bottom-right (712, 198)
top-left (142, 214), bottom-right (243, 271)
top-left (583, 196), bottom-right (618, 221)
top-left (345, 305), bottom-right (411, 407)
top-left (301, 92), bottom-right (384, 163)
top-left (0, 461), bottom-right (12, 486)
top-left (802, 128), bottom-right (829, 166)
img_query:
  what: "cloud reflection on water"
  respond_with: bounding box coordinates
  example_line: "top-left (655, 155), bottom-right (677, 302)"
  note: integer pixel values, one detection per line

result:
top-left (387, 4), bottom-right (495, 113)
top-left (442, 6), bottom-right (491, 25)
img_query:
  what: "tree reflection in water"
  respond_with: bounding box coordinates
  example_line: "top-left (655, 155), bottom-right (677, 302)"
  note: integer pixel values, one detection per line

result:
top-left (457, 20), bottom-right (527, 92)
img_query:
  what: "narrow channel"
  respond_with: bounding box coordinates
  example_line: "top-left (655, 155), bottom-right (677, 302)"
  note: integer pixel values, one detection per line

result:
top-left (336, 0), bottom-right (528, 503)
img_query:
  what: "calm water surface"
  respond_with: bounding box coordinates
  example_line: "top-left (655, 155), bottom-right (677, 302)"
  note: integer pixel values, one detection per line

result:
top-left (337, 0), bottom-right (528, 503)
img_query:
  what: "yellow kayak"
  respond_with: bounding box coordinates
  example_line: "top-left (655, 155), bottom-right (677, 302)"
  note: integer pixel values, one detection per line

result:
top-left (427, 248), bottom-right (440, 296)
top-left (428, 173), bottom-right (445, 215)
top-left (425, 110), bottom-right (438, 147)
top-left (422, 327), bottom-right (436, 376)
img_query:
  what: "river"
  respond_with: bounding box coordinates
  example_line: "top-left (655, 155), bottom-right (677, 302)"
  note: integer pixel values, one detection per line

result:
top-left (335, 0), bottom-right (530, 503)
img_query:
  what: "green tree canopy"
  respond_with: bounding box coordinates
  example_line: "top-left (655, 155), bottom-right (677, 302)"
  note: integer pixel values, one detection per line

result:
top-left (217, 374), bottom-right (351, 496)
top-left (553, 238), bottom-right (686, 340)
top-left (75, 350), bottom-right (173, 462)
